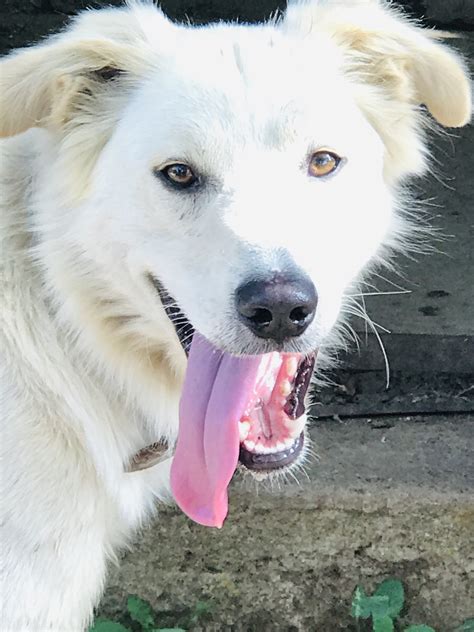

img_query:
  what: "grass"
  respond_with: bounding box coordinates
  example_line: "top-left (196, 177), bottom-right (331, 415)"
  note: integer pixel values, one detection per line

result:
top-left (89, 580), bottom-right (474, 631)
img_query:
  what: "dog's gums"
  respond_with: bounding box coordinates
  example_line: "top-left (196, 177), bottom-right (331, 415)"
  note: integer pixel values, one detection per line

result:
top-left (239, 432), bottom-right (304, 471)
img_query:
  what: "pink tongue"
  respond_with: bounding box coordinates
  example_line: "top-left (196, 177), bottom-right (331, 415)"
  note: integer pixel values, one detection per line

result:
top-left (170, 332), bottom-right (265, 528)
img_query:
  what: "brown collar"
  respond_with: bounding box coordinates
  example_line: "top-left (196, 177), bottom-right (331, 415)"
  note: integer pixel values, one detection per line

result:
top-left (125, 441), bottom-right (170, 472)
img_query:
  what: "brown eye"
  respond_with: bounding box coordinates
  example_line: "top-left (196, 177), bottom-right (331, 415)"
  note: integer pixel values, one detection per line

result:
top-left (308, 151), bottom-right (341, 178)
top-left (159, 163), bottom-right (198, 189)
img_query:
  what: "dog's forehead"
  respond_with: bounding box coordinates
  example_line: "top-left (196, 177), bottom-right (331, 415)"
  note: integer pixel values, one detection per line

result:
top-left (130, 23), bottom-right (358, 156)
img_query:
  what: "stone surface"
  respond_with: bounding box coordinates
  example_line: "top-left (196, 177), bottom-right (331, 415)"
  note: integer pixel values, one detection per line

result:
top-left (98, 416), bottom-right (474, 631)
top-left (313, 369), bottom-right (474, 416)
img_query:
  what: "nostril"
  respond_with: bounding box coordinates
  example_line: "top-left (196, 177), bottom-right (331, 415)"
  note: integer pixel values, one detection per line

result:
top-left (251, 308), bottom-right (273, 326)
top-left (289, 305), bottom-right (311, 324)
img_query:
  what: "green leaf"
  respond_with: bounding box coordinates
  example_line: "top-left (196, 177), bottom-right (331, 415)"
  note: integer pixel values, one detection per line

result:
top-left (374, 579), bottom-right (405, 618)
top-left (368, 595), bottom-right (390, 619)
top-left (404, 626), bottom-right (436, 632)
top-left (454, 621), bottom-right (474, 632)
top-left (373, 615), bottom-right (394, 632)
top-left (351, 585), bottom-right (372, 619)
top-left (88, 620), bottom-right (131, 632)
top-left (126, 595), bottom-right (155, 630)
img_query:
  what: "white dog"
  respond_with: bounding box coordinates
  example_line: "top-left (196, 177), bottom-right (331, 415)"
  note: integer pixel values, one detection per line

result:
top-left (0, 0), bottom-right (470, 629)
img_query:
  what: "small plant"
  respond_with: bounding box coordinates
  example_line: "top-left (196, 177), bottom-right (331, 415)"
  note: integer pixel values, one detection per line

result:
top-left (89, 595), bottom-right (185, 632)
top-left (89, 595), bottom-right (214, 632)
top-left (89, 583), bottom-right (473, 631)
top-left (351, 579), bottom-right (474, 632)
top-left (352, 579), bottom-right (405, 631)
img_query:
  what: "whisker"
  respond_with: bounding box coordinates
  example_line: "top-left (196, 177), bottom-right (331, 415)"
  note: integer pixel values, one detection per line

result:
top-left (345, 290), bottom-right (411, 298)
top-left (368, 270), bottom-right (411, 291)
top-left (343, 305), bottom-right (392, 335)
top-left (340, 297), bottom-right (391, 387)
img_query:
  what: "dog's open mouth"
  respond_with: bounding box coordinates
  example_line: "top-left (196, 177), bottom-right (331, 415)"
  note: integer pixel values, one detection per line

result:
top-left (237, 352), bottom-right (315, 471)
top-left (151, 276), bottom-right (317, 527)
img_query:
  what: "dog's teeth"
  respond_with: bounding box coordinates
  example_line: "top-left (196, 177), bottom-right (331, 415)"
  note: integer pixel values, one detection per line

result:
top-left (239, 421), bottom-right (251, 441)
top-left (244, 440), bottom-right (255, 452)
top-left (285, 414), bottom-right (306, 437)
top-left (275, 442), bottom-right (286, 452)
top-left (286, 357), bottom-right (298, 377)
top-left (279, 380), bottom-right (292, 397)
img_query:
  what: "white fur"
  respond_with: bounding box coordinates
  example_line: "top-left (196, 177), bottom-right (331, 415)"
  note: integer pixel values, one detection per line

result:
top-left (0, 1), bottom-right (470, 630)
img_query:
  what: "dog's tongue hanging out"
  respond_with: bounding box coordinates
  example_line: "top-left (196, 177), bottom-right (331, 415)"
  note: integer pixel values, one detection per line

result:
top-left (170, 332), bottom-right (309, 528)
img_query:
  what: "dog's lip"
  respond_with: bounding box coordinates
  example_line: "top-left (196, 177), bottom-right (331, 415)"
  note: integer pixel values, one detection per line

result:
top-left (149, 274), bottom-right (194, 355)
top-left (239, 432), bottom-right (305, 471)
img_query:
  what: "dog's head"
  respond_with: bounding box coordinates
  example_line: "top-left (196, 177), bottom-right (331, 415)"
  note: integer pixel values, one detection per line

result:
top-left (1, 0), bottom-right (470, 525)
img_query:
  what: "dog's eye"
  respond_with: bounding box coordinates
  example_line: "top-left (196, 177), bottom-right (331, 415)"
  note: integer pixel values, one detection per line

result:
top-left (308, 151), bottom-right (341, 178)
top-left (159, 163), bottom-right (198, 189)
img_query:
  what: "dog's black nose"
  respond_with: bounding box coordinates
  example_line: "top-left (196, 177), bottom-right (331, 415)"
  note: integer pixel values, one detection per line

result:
top-left (235, 274), bottom-right (317, 342)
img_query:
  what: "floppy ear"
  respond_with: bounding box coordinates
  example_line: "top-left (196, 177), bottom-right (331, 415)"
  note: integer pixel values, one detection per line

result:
top-left (0, 3), bottom-right (177, 138)
top-left (283, 0), bottom-right (472, 128)
top-left (404, 34), bottom-right (472, 128)
top-left (0, 38), bottom-right (148, 138)
top-left (0, 4), bottom-right (173, 201)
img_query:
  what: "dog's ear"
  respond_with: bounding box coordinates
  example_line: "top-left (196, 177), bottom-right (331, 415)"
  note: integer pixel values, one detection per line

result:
top-left (0, 5), bottom-right (172, 138)
top-left (0, 40), bottom-right (143, 137)
top-left (283, 0), bottom-right (472, 128)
